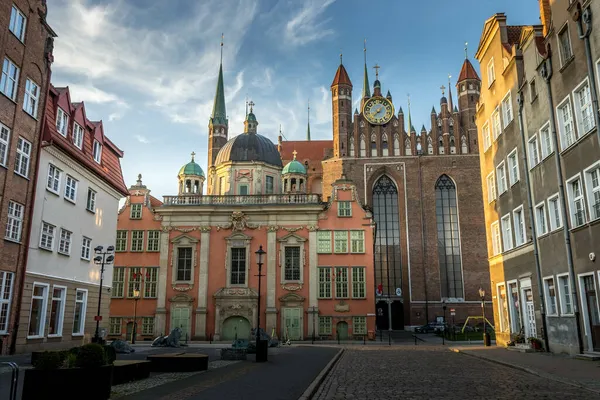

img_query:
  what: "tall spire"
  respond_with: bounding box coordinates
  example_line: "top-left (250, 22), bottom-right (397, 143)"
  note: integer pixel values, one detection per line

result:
top-left (362, 39), bottom-right (371, 100)
top-left (307, 100), bottom-right (311, 141)
top-left (210, 34), bottom-right (227, 126)
top-left (448, 74), bottom-right (454, 113)
top-left (407, 94), bottom-right (414, 133)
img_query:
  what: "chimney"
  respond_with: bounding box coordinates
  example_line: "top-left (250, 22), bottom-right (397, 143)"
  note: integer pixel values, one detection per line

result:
top-left (539, 0), bottom-right (552, 36)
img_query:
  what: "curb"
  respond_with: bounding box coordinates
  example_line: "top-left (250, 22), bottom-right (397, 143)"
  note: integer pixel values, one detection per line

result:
top-left (449, 348), bottom-right (600, 395)
top-left (297, 348), bottom-right (344, 400)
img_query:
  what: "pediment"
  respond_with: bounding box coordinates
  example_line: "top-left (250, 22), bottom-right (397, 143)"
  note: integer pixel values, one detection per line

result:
top-left (225, 232), bottom-right (252, 242)
top-left (279, 292), bottom-right (305, 303)
top-left (171, 234), bottom-right (198, 245)
top-left (278, 233), bottom-right (307, 244)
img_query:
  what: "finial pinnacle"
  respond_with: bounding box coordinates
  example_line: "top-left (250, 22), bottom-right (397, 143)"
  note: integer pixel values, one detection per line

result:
top-left (440, 85), bottom-right (446, 96)
top-left (340, 50), bottom-right (343, 65)
top-left (136, 173), bottom-right (142, 185)
top-left (464, 41), bottom-right (468, 59)
top-left (292, 149), bottom-right (298, 160)
top-left (373, 63), bottom-right (380, 80)
top-left (191, 151), bottom-right (196, 162)
top-left (248, 100), bottom-right (255, 113)
top-left (407, 93), bottom-right (411, 107)
top-left (220, 33), bottom-right (224, 63)
top-left (364, 38), bottom-right (367, 64)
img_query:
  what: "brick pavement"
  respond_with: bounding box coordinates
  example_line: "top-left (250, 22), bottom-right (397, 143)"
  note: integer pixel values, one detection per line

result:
top-left (313, 346), bottom-right (600, 400)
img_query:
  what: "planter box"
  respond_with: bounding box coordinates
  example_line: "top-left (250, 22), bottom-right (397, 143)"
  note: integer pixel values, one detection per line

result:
top-left (112, 360), bottom-right (151, 385)
top-left (22, 365), bottom-right (113, 400)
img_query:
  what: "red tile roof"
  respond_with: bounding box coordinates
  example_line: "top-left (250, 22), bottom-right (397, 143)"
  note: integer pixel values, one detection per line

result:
top-left (331, 64), bottom-right (353, 88)
top-left (457, 59), bottom-right (481, 82)
top-left (280, 140), bottom-right (333, 164)
top-left (43, 85), bottom-right (129, 196)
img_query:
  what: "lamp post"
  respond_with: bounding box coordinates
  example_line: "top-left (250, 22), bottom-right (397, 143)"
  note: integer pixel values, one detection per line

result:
top-left (479, 287), bottom-right (490, 347)
top-left (442, 300), bottom-right (447, 346)
top-left (92, 245), bottom-right (115, 344)
top-left (309, 306), bottom-right (317, 344)
top-left (131, 287), bottom-right (141, 344)
top-left (255, 245), bottom-right (267, 362)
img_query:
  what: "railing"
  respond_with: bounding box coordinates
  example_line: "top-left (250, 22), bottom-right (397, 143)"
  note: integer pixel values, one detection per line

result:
top-left (163, 194), bottom-right (323, 206)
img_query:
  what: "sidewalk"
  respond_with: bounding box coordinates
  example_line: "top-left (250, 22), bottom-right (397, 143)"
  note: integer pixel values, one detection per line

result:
top-left (450, 346), bottom-right (600, 394)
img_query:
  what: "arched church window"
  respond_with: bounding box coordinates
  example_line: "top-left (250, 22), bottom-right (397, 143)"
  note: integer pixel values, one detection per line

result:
top-left (371, 140), bottom-right (377, 157)
top-left (393, 135), bottom-right (400, 155)
top-left (360, 135), bottom-right (366, 157)
top-left (372, 175), bottom-right (402, 319)
top-left (435, 175), bottom-right (464, 299)
top-left (427, 137), bottom-right (433, 155)
top-left (382, 133), bottom-right (389, 156)
top-left (450, 136), bottom-right (456, 154)
top-left (439, 137), bottom-right (445, 155)
top-left (461, 136), bottom-right (468, 154)
top-left (437, 118), bottom-right (442, 128)
top-left (405, 138), bottom-right (412, 156)
top-left (349, 137), bottom-right (355, 157)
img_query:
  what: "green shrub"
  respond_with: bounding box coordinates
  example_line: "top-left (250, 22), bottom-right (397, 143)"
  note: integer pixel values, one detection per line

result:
top-left (33, 351), bottom-right (62, 370)
top-left (75, 343), bottom-right (106, 369)
top-left (63, 353), bottom-right (77, 368)
top-left (103, 345), bottom-right (116, 365)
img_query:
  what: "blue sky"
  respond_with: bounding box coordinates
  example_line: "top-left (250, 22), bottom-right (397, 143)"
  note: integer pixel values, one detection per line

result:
top-left (47, 0), bottom-right (540, 199)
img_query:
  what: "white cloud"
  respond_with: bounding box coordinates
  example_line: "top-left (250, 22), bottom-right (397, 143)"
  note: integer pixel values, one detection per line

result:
top-left (135, 135), bottom-right (150, 144)
top-left (284, 0), bottom-right (336, 46)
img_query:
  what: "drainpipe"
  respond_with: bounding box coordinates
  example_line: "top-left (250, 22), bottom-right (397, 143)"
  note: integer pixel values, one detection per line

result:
top-left (539, 57), bottom-right (585, 355)
top-left (575, 4), bottom-right (600, 144)
top-left (516, 92), bottom-right (550, 352)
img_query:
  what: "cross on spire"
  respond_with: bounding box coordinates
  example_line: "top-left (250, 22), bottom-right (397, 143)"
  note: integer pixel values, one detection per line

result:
top-left (373, 64), bottom-right (380, 79)
top-left (292, 150), bottom-right (298, 160)
top-left (191, 151), bottom-right (196, 161)
top-left (248, 101), bottom-right (255, 113)
top-left (440, 85), bottom-right (446, 96)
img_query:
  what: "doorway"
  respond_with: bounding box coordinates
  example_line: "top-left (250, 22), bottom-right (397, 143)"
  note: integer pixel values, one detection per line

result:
top-left (581, 274), bottom-right (600, 351)
top-left (171, 307), bottom-right (191, 340)
top-left (283, 308), bottom-right (302, 340)
top-left (126, 322), bottom-right (134, 341)
top-left (521, 287), bottom-right (536, 338)
top-left (221, 317), bottom-right (251, 341)
top-left (337, 321), bottom-right (348, 340)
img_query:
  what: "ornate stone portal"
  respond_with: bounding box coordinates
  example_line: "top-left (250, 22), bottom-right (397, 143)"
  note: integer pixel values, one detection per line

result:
top-left (213, 287), bottom-right (259, 341)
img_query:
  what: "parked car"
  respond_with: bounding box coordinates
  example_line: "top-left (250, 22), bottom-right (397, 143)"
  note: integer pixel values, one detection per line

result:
top-left (415, 322), bottom-right (445, 333)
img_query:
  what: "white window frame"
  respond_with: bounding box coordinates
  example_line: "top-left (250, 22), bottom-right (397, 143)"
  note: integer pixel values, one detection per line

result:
top-left (529, 78), bottom-right (537, 102)
top-left (487, 57), bottom-right (495, 87)
top-left (556, 273), bottom-right (574, 316)
top-left (547, 193), bottom-right (563, 231)
top-left (14, 137), bottom-right (31, 178)
top-left (317, 231), bottom-right (331, 254)
top-left (0, 271), bottom-right (15, 334)
top-left (48, 285), bottom-right (67, 337)
top-left (46, 164), bottom-right (62, 194)
top-left (86, 188), bottom-right (96, 213)
top-left (1, 57), bottom-right (20, 101)
top-left (58, 228), bottom-right (72, 255)
top-left (81, 236), bottom-right (92, 260)
top-left (539, 122), bottom-right (553, 159)
top-left (56, 107), bottom-right (69, 137)
top-left (556, 96), bottom-right (577, 150)
top-left (535, 201), bottom-right (548, 236)
top-left (23, 79), bottom-right (39, 118)
top-left (566, 174), bottom-right (587, 228)
top-left (0, 123), bottom-right (9, 167)
top-left (93, 140), bottom-right (102, 164)
top-left (64, 175), bottom-right (78, 203)
top-left (496, 161), bottom-right (507, 195)
top-left (72, 289), bottom-right (88, 336)
top-left (482, 121), bottom-right (491, 151)
top-left (557, 23), bottom-right (573, 67)
top-left (9, 5), bottom-right (27, 42)
top-left (543, 276), bottom-right (558, 316)
top-left (502, 91), bottom-right (513, 127)
top-left (486, 172), bottom-right (496, 203)
top-left (73, 123), bottom-right (84, 149)
top-left (528, 134), bottom-right (540, 168)
top-left (492, 108), bottom-right (502, 140)
top-left (507, 148), bottom-right (519, 186)
top-left (39, 222), bottom-right (55, 251)
top-left (500, 213), bottom-right (513, 251)
top-left (583, 161), bottom-right (600, 221)
top-left (27, 282), bottom-right (49, 338)
top-left (130, 203), bottom-right (143, 219)
top-left (5, 201), bottom-right (24, 242)
top-left (512, 205), bottom-right (526, 246)
top-left (491, 221), bottom-right (502, 256)
top-left (572, 77), bottom-right (596, 136)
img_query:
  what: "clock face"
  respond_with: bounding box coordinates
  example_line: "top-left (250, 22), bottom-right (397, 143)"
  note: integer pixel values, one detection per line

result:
top-left (363, 97), bottom-right (394, 125)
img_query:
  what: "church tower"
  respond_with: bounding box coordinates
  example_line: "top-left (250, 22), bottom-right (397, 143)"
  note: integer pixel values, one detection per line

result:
top-left (456, 47), bottom-right (481, 154)
top-left (208, 38), bottom-right (229, 169)
top-left (330, 56), bottom-right (353, 158)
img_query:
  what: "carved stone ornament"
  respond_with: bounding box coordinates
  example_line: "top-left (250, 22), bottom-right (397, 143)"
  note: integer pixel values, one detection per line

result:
top-left (282, 284), bottom-right (302, 291)
top-left (162, 226), bottom-right (199, 233)
top-left (226, 288), bottom-right (248, 296)
top-left (281, 226), bottom-right (302, 233)
top-left (266, 225), bottom-right (279, 232)
top-left (199, 226), bottom-right (212, 232)
top-left (306, 225), bottom-right (318, 232)
top-left (334, 301), bottom-right (350, 313)
top-left (230, 303), bottom-right (242, 310)
top-left (217, 212), bottom-right (258, 231)
top-left (153, 214), bottom-right (163, 221)
top-left (172, 285), bottom-right (194, 292)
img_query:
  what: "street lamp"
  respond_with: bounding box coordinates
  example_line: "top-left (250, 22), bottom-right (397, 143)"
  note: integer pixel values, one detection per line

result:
top-left (479, 287), bottom-right (490, 347)
top-left (442, 300), bottom-right (447, 345)
top-left (255, 245), bottom-right (267, 362)
top-left (92, 245), bottom-right (115, 344)
top-left (131, 287), bottom-right (141, 344)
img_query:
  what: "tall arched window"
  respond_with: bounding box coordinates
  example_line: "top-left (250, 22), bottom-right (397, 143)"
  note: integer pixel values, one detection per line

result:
top-left (373, 175), bottom-right (402, 302)
top-left (382, 133), bottom-right (389, 156)
top-left (461, 135), bottom-right (468, 154)
top-left (349, 137), bottom-right (355, 157)
top-left (435, 175), bottom-right (464, 299)
top-left (360, 135), bottom-right (366, 157)
top-left (405, 138), bottom-right (412, 156)
top-left (371, 133), bottom-right (377, 157)
top-left (393, 135), bottom-right (400, 155)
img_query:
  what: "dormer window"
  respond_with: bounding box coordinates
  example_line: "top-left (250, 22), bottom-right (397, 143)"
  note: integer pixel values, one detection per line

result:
top-left (73, 123), bottom-right (84, 149)
top-left (93, 140), bottom-right (102, 164)
top-left (56, 108), bottom-right (68, 137)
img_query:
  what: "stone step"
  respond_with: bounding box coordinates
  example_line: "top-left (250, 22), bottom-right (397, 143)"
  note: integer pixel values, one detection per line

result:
top-left (575, 352), bottom-right (600, 361)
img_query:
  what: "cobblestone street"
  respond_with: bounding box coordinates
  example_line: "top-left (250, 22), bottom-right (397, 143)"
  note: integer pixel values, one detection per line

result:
top-left (313, 347), bottom-right (600, 400)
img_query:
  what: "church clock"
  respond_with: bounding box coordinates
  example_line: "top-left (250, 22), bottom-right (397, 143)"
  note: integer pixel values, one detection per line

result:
top-left (363, 97), bottom-right (394, 125)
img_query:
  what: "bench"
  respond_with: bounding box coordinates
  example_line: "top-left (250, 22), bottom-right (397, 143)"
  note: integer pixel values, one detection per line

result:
top-left (112, 360), bottom-right (152, 385)
top-left (146, 353), bottom-right (209, 372)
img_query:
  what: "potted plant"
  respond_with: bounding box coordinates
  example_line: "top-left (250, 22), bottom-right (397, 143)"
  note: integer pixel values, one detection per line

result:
top-left (22, 344), bottom-right (114, 400)
top-left (528, 336), bottom-right (543, 351)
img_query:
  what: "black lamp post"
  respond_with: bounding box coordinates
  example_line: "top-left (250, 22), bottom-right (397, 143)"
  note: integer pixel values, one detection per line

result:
top-left (92, 245), bottom-right (115, 344)
top-left (255, 245), bottom-right (267, 362)
top-left (131, 287), bottom-right (141, 344)
top-left (479, 287), bottom-right (490, 346)
top-left (442, 300), bottom-right (447, 345)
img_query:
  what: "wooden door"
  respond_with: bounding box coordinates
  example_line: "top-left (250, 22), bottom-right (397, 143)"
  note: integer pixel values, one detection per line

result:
top-left (171, 307), bottom-right (191, 340)
top-left (221, 317), bottom-right (251, 341)
top-left (337, 321), bottom-right (349, 340)
top-left (284, 308), bottom-right (302, 340)
top-left (583, 275), bottom-right (600, 351)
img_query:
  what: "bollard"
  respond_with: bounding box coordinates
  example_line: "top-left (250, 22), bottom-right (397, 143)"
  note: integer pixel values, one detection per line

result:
top-left (388, 332), bottom-right (391, 346)
top-left (2, 362), bottom-right (19, 400)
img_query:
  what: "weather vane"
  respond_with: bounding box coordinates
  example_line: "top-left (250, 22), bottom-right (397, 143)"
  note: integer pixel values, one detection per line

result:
top-left (373, 64), bottom-right (380, 79)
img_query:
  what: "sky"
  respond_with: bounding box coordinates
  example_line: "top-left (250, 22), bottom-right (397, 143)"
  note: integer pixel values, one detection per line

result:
top-left (46, 0), bottom-right (540, 199)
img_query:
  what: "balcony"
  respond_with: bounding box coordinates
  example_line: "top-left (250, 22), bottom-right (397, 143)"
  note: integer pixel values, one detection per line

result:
top-left (162, 194), bottom-right (323, 206)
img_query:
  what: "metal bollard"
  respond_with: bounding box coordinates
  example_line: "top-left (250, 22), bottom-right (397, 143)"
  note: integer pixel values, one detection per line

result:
top-left (2, 362), bottom-right (19, 400)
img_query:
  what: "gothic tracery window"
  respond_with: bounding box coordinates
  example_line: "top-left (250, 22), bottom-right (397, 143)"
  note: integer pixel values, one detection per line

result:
top-left (349, 137), bottom-right (355, 157)
top-left (360, 135), bottom-right (366, 157)
top-left (393, 135), bottom-right (400, 155)
top-left (405, 138), bottom-right (411, 156)
top-left (461, 135), bottom-right (468, 154)
top-left (435, 175), bottom-right (464, 299)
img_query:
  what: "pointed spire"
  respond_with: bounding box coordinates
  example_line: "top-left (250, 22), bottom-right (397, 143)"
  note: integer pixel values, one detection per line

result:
top-left (362, 39), bottom-right (371, 99)
top-left (431, 106), bottom-right (437, 114)
top-left (306, 100), bottom-right (311, 141)
top-left (407, 94), bottom-right (413, 133)
top-left (453, 105), bottom-right (459, 113)
top-left (421, 124), bottom-right (427, 133)
top-left (398, 106), bottom-right (403, 114)
top-left (448, 74), bottom-right (454, 113)
top-left (210, 35), bottom-right (227, 126)
top-left (386, 90), bottom-right (392, 100)
top-left (458, 43), bottom-right (481, 83)
top-left (354, 108), bottom-right (359, 114)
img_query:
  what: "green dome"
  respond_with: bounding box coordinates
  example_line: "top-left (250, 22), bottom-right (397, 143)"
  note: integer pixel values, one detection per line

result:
top-left (246, 112), bottom-right (257, 122)
top-left (282, 159), bottom-right (306, 175)
top-left (178, 153), bottom-right (205, 177)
